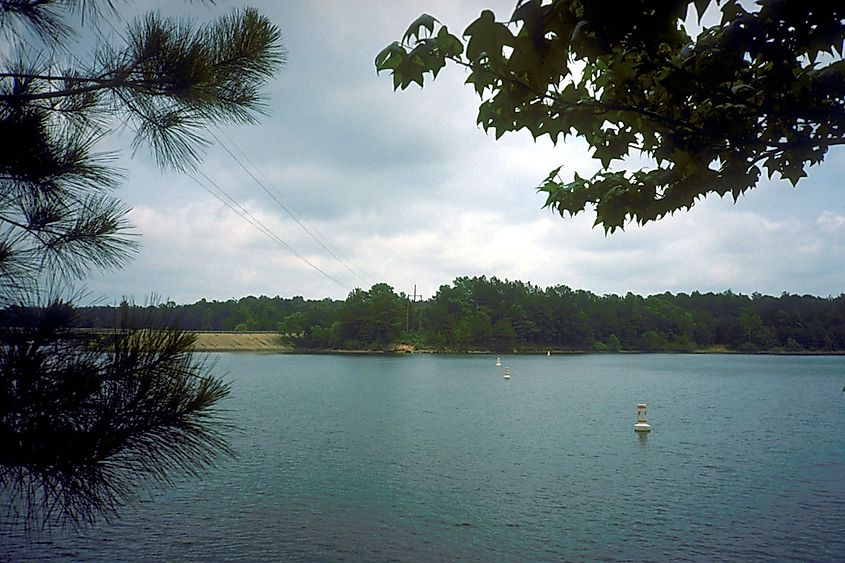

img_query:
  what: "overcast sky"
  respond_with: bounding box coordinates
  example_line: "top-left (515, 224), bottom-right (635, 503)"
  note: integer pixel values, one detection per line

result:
top-left (81, 1), bottom-right (845, 304)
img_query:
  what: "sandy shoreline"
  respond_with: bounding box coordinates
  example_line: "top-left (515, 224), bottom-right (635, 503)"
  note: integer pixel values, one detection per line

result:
top-left (189, 334), bottom-right (419, 354)
top-left (187, 332), bottom-right (845, 355)
top-left (191, 332), bottom-right (294, 352)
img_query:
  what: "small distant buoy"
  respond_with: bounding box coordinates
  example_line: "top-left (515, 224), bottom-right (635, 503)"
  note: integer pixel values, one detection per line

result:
top-left (504, 367), bottom-right (510, 380)
top-left (634, 402), bottom-right (651, 432)
top-left (496, 356), bottom-right (502, 366)
top-left (547, 350), bottom-right (551, 356)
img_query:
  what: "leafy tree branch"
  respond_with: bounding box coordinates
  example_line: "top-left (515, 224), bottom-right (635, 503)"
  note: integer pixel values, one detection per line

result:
top-left (377, 0), bottom-right (845, 231)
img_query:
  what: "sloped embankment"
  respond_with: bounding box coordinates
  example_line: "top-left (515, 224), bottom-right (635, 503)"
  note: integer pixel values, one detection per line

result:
top-left (191, 332), bottom-right (292, 352)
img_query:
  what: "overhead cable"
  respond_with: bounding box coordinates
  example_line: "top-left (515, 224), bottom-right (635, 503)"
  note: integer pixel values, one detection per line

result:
top-left (209, 127), bottom-right (369, 286)
top-left (187, 170), bottom-right (348, 289)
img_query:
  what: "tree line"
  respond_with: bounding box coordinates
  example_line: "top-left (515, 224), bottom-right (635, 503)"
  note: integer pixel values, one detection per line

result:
top-left (23, 276), bottom-right (845, 353)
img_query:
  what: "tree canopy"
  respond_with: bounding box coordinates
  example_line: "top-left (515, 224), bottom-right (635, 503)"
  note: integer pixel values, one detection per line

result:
top-left (36, 279), bottom-right (845, 355)
top-left (376, 1), bottom-right (845, 231)
top-left (0, 0), bottom-right (284, 532)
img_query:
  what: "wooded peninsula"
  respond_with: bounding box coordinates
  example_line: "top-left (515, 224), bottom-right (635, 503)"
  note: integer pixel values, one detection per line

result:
top-left (10, 276), bottom-right (842, 354)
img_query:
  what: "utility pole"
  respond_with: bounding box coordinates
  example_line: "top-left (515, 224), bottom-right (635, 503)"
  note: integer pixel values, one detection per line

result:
top-left (406, 285), bottom-right (418, 332)
top-left (412, 285), bottom-right (417, 332)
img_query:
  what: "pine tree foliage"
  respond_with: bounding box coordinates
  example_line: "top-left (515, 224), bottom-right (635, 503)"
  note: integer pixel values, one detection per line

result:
top-left (377, 0), bottom-right (845, 231)
top-left (1, 301), bottom-right (232, 531)
top-left (1, 1), bottom-right (285, 293)
top-left (0, 0), bottom-right (284, 533)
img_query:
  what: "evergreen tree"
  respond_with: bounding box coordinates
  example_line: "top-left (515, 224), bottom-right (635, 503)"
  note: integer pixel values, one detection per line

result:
top-left (0, 0), bottom-right (284, 532)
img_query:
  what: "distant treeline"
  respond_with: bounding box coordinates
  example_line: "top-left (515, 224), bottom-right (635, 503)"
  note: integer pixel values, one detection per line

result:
top-left (5, 276), bottom-right (845, 353)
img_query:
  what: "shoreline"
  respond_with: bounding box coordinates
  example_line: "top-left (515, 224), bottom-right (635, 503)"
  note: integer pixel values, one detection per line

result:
top-left (190, 332), bottom-right (845, 356)
top-left (191, 332), bottom-right (294, 352)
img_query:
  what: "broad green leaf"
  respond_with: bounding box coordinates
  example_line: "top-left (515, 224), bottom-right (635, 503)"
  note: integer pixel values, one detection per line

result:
top-left (379, 0), bottom-right (845, 231)
top-left (403, 14), bottom-right (438, 43)
top-left (374, 42), bottom-right (405, 72)
top-left (464, 10), bottom-right (513, 64)
top-left (780, 162), bottom-right (808, 186)
top-left (435, 26), bottom-right (463, 57)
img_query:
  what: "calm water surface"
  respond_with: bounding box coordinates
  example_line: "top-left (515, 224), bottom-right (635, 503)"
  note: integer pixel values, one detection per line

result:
top-left (4, 354), bottom-right (845, 561)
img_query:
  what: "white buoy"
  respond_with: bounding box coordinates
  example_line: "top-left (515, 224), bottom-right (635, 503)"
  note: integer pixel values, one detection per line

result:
top-left (503, 367), bottom-right (510, 380)
top-left (547, 350), bottom-right (551, 356)
top-left (496, 356), bottom-right (502, 366)
top-left (634, 403), bottom-right (651, 432)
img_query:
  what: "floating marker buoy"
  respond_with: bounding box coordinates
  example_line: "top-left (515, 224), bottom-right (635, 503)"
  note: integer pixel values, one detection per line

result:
top-left (634, 402), bottom-right (651, 432)
top-left (496, 357), bottom-right (501, 366)
top-left (503, 367), bottom-right (510, 380)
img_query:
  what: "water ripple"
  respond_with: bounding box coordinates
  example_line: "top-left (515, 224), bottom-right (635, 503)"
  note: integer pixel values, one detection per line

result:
top-left (3, 354), bottom-right (844, 561)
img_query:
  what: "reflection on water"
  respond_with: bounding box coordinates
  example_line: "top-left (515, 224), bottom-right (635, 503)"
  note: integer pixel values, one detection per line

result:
top-left (3, 353), bottom-right (845, 561)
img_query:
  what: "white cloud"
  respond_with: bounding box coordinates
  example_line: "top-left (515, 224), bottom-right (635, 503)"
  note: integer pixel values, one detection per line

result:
top-left (817, 211), bottom-right (845, 233)
top-left (82, 1), bottom-right (845, 303)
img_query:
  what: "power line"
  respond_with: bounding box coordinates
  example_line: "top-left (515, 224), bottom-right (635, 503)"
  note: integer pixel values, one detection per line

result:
top-left (92, 14), bottom-right (355, 292)
top-left (187, 169), bottom-right (348, 289)
top-left (209, 127), bottom-right (369, 286)
top-left (16, 11), bottom-right (359, 292)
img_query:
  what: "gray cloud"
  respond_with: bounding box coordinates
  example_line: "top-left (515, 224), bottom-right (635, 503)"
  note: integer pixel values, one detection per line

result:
top-left (83, 1), bottom-right (845, 303)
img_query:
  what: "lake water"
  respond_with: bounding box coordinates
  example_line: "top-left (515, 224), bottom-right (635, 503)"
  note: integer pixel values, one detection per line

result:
top-left (4, 353), bottom-right (845, 561)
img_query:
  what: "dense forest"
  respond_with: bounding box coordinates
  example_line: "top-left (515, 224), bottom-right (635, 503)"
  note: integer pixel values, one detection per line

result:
top-left (7, 277), bottom-right (844, 354)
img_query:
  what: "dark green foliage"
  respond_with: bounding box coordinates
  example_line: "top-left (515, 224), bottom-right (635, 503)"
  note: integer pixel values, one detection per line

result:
top-left (1, 0), bottom-right (284, 533)
top-left (1, 2), bottom-right (284, 295)
top-left (37, 279), bottom-right (845, 354)
top-left (338, 284), bottom-right (404, 349)
top-left (118, 8), bottom-right (285, 170)
top-left (377, 1), bottom-right (845, 231)
top-left (0, 302), bottom-right (230, 532)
